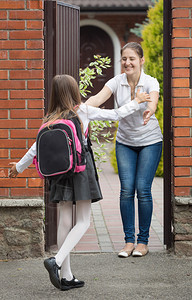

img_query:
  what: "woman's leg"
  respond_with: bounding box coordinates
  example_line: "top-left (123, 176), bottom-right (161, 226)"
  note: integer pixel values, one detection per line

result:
top-left (136, 142), bottom-right (162, 245)
top-left (55, 200), bottom-right (91, 273)
top-left (116, 141), bottom-right (138, 244)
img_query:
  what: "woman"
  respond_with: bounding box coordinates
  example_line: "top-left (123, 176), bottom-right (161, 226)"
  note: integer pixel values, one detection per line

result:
top-left (86, 42), bottom-right (163, 257)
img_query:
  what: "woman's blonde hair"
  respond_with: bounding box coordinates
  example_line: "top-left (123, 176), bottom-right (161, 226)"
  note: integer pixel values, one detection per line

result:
top-left (44, 74), bottom-right (82, 125)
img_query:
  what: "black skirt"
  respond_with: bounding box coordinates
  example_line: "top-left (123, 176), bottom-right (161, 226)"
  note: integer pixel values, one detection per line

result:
top-left (49, 148), bottom-right (103, 203)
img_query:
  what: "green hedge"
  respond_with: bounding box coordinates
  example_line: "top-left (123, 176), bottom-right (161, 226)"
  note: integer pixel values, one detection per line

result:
top-left (141, 0), bottom-right (163, 176)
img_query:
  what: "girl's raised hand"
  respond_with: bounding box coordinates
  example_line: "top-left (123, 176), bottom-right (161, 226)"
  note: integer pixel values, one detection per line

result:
top-left (9, 162), bottom-right (19, 178)
top-left (136, 88), bottom-right (151, 104)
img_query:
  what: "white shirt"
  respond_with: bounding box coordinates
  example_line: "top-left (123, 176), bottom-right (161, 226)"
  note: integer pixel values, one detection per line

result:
top-left (105, 70), bottom-right (163, 146)
top-left (16, 101), bottom-right (140, 173)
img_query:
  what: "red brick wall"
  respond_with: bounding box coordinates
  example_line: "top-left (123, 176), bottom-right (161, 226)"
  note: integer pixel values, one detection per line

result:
top-left (172, 0), bottom-right (192, 197)
top-left (0, 0), bottom-right (44, 198)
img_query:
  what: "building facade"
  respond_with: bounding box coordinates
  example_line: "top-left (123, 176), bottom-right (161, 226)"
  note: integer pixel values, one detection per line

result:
top-left (0, 0), bottom-right (191, 257)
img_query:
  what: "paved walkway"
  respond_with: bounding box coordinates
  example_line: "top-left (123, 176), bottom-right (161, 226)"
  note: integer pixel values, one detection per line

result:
top-left (1, 253), bottom-right (192, 300)
top-left (73, 145), bottom-right (165, 253)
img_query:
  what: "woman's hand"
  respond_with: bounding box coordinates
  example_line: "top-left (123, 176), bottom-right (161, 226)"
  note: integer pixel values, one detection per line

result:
top-left (143, 91), bottom-right (159, 125)
top-left (9, 162), bottom-right (19, 178)
top-left (135, 88), bottom-right (151, 104)
top-left (143, 108), bottom-right (154, 125)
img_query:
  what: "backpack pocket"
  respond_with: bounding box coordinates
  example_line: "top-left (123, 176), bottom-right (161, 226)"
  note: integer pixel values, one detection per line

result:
top-left (37, 129), bottom-right (74, 177)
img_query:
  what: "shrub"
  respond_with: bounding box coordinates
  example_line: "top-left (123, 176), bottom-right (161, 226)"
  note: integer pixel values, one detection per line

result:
top-left (141, 0), bottom-right (163, 176)
top-left (110, 122), bottom-right (118, 173)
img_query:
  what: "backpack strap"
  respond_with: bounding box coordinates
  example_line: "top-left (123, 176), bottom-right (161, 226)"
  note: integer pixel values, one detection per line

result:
top-left (70, 115), bottom-right (83, 138)
top-left (70, 115), bottom-right (98, 180)
top-left (85, 127), bottom-right (89, 138)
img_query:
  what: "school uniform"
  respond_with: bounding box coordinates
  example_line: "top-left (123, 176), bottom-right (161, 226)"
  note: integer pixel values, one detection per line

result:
top-left (16, 101), bottom-right (140, 204)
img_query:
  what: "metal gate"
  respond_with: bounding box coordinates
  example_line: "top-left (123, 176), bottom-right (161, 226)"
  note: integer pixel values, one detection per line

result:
top-left (44, 0), bottom-right (80, 250)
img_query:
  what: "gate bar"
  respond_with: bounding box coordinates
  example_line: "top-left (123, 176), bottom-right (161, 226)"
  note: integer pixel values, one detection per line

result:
top-left (163, 0), bottom-right (173, 249)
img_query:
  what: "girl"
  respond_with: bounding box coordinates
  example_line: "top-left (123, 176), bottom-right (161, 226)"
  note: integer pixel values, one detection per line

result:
top-left (86, 42), bottom-right (163, 258)
top-left (9, 74), bottom-right (151, 290)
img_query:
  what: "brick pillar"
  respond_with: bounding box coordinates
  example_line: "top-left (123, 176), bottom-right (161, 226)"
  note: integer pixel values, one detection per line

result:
top-left (172, 0), bottom-right (192, 256)
top-left (0, 0), bottom-right (45, 258)
top-left (0, 0), bottom-right (44, 198)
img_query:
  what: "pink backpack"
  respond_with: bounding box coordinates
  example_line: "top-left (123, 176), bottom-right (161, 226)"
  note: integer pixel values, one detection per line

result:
top-left (33, 117), bottom-right (86, 179)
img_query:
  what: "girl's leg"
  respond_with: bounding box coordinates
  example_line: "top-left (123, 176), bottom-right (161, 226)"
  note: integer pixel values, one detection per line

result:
top-left (44, 201), bottom-right (73, 288)
top-left (116, 141), bottom-right (138, 244)
top-left (136, 142), bottom-right (162, 245)
top-left (55, 200), bottom-right (91, 271)
top-left (57, 201), bottom-right (73, 280)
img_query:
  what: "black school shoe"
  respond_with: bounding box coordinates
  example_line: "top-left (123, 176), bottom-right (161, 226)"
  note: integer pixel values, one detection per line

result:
top-left (44, 257), bottom-right (61, 289)
top-left (61, 276), bottom-right (85, 291)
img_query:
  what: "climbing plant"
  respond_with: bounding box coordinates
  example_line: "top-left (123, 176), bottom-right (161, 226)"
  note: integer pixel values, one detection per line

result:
top-left (79, 55), bottom-right (113, 166)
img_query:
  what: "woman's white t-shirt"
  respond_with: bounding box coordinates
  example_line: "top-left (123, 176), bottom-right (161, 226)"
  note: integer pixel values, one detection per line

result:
top-left (105, 70), bottom-right (163, 146)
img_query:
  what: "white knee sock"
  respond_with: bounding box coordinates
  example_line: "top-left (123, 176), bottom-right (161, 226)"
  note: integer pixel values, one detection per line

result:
top-left (55, 200), bottom-right (91, 279)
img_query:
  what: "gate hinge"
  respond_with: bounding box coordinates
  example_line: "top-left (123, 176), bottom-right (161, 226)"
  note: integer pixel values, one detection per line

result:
top-left (43, 27), bottom-right (46, 36)
top-left (169, 20), bottom-right (172, 37)
top-left (170, 129), bottom-right (173, 141)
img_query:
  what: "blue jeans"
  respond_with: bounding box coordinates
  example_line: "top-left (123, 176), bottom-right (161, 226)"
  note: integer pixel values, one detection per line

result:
top-left (116, 141), bottom-right (162, 245)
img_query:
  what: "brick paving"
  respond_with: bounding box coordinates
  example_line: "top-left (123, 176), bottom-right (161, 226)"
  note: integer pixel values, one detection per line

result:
top-left (74, 146), bottom-right (165, 253)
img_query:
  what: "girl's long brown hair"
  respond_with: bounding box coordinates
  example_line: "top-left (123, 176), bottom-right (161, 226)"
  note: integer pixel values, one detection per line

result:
top-left (43, 74), bottom-right (82, 125)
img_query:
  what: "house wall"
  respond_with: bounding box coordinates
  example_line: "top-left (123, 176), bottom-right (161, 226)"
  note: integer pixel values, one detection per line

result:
top-left (0, 0), bottom-right (44, 259)
top-left (80, 13), bottom-right (145, 47)
top-left (0, 0), bottom-right (44, 199)
top-left (172, 0), bottom-right (192, 256)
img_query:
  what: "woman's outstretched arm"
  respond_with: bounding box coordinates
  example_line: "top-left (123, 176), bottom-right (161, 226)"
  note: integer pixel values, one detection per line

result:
top-left (85, 86), bottom-right (112, 107)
